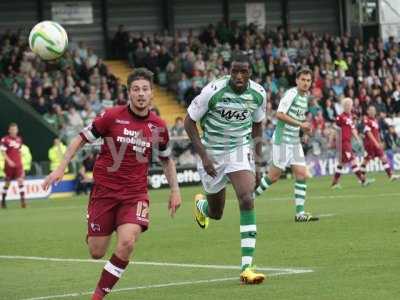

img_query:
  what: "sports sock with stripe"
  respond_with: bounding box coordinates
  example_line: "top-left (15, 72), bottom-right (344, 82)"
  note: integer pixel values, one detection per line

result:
top-left (93, 253), bottom-right (128, 299)
top-left (294, 180), bottom-right (307, 214)
top-left (254, 175), bottom-right (273, 196)
top-left (240, 210), bottom-right (257, 270)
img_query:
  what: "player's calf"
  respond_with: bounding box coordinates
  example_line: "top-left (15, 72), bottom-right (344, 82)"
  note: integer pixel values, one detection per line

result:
top-left (92, 225), bottom-right (141, 299)
top-left (254, 167), bottom-right (280, 197)
top-left (92, 253), bottom-right (129, 299)
top-left (331, 165), bottom-right (343, 186)
top-left (203, 191), bottom-right (226, 221)
top-left (1, 181), bottom-right (10, 208)
top-left (208, 207), bottom-right (224, 220)
top-left (18, 183), bottom-right (26, 208)
top-left (381, 160), bottom-right (393, 178)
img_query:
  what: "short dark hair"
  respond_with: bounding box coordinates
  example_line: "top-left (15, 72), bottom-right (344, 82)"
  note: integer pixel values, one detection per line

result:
top-left (9, 122), bottom-right (17, 128)
top-left (231, 53), bottom-right (250, 65)
top-left (127, 68), bottom-right (154, 87)
top-left (296, 67), bottom-right (313, 79)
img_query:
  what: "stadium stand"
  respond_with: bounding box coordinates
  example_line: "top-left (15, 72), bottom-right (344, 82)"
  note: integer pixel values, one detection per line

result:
top-left (2, 23), bottom-right (400, 168)
top-left (111, 22), bottom-right (400, 157)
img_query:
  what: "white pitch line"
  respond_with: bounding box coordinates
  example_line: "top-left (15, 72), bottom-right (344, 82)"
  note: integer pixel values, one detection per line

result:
top-left (21, 277), bottom-right (238, 300)
top-left (0, 255), bottom-right (313, 273)
top-left (2, 255), bottom-right (313, 300)
top-left (317, 213), bottom-right (337, 218)
top-left (266, 192), bottom-right (400, 202)
top-left (22, 269), bottom-right (312, 300)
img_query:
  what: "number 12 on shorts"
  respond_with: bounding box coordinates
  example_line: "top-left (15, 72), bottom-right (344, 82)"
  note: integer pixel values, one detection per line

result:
top-left (136, 201), bottom-right (149, 219)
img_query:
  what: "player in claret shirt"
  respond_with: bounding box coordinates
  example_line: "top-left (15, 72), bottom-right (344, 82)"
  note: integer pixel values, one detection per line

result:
top-left (0, 123), bottom-right (26, 208)
top-left (331, 98), bottom-right (373, 188)
top-left (360, 105), bottom-right (399, 181)
top-left (42, 68), bottom-right (182, 300)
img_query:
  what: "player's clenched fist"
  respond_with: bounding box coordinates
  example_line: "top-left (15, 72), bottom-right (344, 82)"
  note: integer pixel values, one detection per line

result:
top-left (300, 122), bottom-right (312, 134)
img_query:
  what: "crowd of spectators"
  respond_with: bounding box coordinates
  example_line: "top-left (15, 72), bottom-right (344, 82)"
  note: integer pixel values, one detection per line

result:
top-left (112, 21), bottom-right (400, 159)
top-left (1, 21), bottom-right (400, 169)
top-left (0, 30), bottom-right (129, 144)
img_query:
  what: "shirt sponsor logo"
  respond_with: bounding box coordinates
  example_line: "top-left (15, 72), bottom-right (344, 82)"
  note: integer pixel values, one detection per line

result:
top-left (217, 109), bottom-right (250, 121)
top-left (294, 109), bottom-right (306, 119)
top-left (115, 128), bottom-right (151, 154)
top-left (116, 119), bottom-right (130, 125)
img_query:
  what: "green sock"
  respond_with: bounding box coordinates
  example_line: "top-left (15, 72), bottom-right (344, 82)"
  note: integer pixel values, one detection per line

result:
top-left (240, 209), bottom-right (257, 270)
top-left (255, 176), bottom-right (273, 196)
top-left (196, 199), bottom-right (209, 217)
top-left (294, 180), bottom-right (306, 214)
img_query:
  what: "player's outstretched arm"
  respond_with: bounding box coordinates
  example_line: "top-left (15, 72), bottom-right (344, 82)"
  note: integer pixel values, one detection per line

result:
top-left (42, 135), bottom-right (87, 190)
top-left (160, 158), bottom-right (181, 218)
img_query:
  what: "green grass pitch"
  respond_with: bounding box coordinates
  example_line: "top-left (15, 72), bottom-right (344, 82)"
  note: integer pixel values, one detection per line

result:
top-left (0, 173), bottom-right (399, 300)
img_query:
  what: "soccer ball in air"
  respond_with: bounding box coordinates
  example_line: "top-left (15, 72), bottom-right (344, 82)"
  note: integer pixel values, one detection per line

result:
top-left (29, 21), bottom-right (68, 60)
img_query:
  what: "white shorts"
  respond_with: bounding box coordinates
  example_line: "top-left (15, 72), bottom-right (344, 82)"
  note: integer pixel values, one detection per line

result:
top-left (197, 145), bottom-right (255, 194)
top-left (271, 143), bottom-right (306, 170)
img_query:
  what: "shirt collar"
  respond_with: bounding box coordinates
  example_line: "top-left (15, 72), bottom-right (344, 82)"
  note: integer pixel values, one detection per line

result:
top-left (127, 105), bottom-right (150, 120)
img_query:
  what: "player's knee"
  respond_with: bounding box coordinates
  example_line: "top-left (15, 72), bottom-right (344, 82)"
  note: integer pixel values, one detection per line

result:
top-left (295, 174), bottom-right (307, 181)
top-left (117, 238), bottom-right (136, 255)
top-left (269, 175), bottom-right (279, 183)
top-left (89, 248), bottom-right (106, 260)
top-left (268, 171), bottom-right (281, 183)
top-left (238, 192), bottom-right (254, 211)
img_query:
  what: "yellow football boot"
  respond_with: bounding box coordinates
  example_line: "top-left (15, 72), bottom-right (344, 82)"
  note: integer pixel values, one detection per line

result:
top-left (194, 193), bottom-right (209, 229)
top-left (240, 267), bottom-right (266, 284)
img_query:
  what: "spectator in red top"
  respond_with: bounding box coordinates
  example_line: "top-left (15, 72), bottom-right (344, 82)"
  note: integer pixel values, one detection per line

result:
top-left (312, 110), bottom-right (326, 131)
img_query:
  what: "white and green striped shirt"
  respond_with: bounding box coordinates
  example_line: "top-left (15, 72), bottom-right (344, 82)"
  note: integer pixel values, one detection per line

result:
top-left (187, 76), bottom-right (266, 155)
top-left (273, 87), bottom-right (309, 145)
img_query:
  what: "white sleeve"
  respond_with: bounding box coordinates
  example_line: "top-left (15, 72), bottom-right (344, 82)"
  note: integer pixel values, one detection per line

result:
top-left (187, 83), bottom-right (216, 121)
top-left (252, 90), bottom-right (267, 123)
top-left (277, 88), bottom-right (297, 114)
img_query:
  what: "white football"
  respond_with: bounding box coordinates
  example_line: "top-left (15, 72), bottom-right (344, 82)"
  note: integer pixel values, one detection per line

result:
top-left (29, 21), bottom-right (68, 60)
